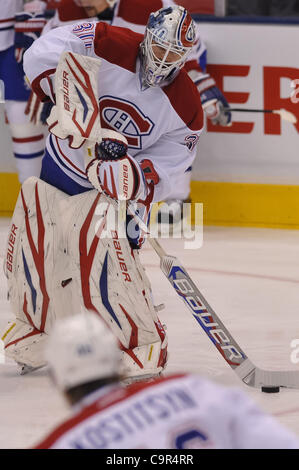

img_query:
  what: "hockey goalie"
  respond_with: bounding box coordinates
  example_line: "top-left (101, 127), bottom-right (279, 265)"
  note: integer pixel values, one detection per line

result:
top-left (2, 5), bottom-right (204, 381)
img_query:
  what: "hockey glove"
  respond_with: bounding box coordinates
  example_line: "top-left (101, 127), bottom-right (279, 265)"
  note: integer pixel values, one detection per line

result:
top-left (191, 71), bottom-right (232, 126)
top-left (86, 137), bottom-right (146, 202)
top-left (14, 1), bottom-right (47, 64)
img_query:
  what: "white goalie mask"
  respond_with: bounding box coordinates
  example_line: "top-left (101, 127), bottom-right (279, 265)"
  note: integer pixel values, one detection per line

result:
top-left (140, 6), bottom-right (196, 89)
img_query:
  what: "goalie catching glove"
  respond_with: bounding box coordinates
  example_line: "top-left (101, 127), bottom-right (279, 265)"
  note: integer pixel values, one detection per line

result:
top-left (86, 137), bottom-right (147, 202)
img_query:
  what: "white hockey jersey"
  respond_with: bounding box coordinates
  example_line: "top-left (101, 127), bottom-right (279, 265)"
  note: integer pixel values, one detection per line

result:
top-left (0, 0), bottom-right (23, 51)
top-left (23, 21), bottom-right (203, 202)
top-left (33, 374), bottom-right (299, 449)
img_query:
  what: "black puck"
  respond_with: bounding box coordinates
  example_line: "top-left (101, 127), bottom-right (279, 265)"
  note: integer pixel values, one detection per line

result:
top-left (261, 386), bottom-right (280, 393)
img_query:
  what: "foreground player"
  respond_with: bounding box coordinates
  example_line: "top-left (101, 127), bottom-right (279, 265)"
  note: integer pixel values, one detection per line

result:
top-left (40, 0), bottom-right (232, 219)
top-left (34, 312), bottom-right (299, 449)
top-left (2, 6), bottom-right (201, 380)
top-left (0, 0), bottom-right (47, 183)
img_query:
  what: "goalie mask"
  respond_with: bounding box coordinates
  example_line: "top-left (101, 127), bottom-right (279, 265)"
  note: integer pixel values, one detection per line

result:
top-left (139, 6), bottom-right (196, 89)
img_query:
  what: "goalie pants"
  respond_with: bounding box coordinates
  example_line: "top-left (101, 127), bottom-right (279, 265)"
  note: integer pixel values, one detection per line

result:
top-left (40, 148), bottom-right (91, 196)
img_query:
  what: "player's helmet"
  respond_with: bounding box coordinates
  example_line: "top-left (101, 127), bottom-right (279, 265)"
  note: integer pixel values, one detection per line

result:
top-left (140, 6), bottom-right (196, 89)
top-left (45, 312), bottom-right (121, 391)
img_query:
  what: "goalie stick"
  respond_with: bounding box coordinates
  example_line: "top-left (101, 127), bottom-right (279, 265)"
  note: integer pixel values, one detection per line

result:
top-left (126, 205), bottom-right (299, 390)
top-left (224, 107), bottom-right (297, 124)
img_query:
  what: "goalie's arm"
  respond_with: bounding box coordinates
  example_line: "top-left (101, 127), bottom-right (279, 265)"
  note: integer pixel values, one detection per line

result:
top-left (134, 126), bottom-right (202, 203)
top-left (23, 23), bottom-right (89, 102)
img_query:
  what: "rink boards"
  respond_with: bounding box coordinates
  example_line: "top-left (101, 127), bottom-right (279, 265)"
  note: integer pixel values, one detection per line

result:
top-left (1, 20), bottom-right (299, 227)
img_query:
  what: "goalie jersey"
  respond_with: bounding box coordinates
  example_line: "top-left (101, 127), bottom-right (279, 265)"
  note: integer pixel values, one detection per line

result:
top-left (24, 21), bottom-right (203, 202)
top-left (33, 374), bottom-right (299, 449)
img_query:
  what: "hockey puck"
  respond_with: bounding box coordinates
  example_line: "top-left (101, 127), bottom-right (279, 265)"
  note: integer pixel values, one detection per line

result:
top-left (261, 386), bottom-right (280, 393)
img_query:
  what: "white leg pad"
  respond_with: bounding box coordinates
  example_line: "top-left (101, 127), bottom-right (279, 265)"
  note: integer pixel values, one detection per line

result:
top-left (3, 178), bottom-right (168, 378)
top-left (5, 176), bottom-right (71, 333)
top-left (1, 318), bottom-right (47, 368)
top-left (62, 191), bottom-right (168, 378)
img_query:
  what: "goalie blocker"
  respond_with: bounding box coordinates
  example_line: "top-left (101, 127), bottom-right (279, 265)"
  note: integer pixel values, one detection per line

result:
top-left (3, 177), bottom-right (167, 380)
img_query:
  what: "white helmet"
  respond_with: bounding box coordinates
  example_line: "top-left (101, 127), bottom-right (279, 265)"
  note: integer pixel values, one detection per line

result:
top-left (140, 6), bottom-right (196, 89)
top-left (45, 312), bottom-right (121, 391)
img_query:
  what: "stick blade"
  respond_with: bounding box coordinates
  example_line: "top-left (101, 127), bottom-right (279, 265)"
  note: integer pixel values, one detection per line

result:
top-left (238, 359), bottom-right (299, 389)
top-left (273, 109), bottom-right (297, 123)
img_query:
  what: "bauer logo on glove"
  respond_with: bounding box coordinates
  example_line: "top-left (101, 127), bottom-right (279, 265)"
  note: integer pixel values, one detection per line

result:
top-left (96, 154), bottom-right (142, 201)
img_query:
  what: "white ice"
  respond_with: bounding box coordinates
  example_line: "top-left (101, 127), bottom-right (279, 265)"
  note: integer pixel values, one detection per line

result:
top-left (1, 217), bottom-right (299, 448)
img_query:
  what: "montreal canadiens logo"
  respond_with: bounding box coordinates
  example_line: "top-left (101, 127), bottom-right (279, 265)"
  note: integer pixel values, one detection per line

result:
top-left (99, 96), bottom-right (155, 150)
top-left (179, 11), bottom-right (195, 46)
top-left (185, 23), bottom-right (196, 43)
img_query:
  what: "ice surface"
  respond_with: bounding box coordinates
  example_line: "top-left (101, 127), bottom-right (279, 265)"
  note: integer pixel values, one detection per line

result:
top-left (1, 218), bottom-right (299, 448)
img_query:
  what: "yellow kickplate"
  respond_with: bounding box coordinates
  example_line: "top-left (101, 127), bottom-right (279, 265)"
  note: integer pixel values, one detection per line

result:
top-left (1, 322), bottom-right (16, 341)
top-left (148, 344), bottom-right (154, 362)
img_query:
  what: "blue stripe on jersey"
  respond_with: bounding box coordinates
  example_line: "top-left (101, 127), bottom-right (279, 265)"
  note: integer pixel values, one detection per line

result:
top-left (14, 150), bottom-right (44, 159)
top-left (40, 149), bottom-right (91, 196)
top-left (49, 135), bottom-right (88, 183)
